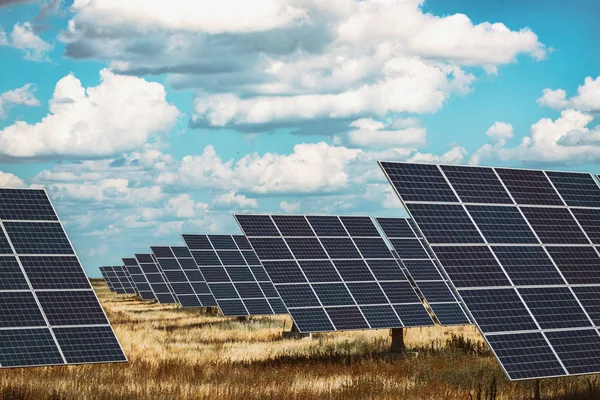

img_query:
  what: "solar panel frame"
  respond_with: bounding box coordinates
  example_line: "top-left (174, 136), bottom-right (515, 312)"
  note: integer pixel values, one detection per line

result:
top-left (375, 217), bottom-right (471, 326)
top-left (182, 234), bottom-right (286, 316)
top-left (122, 258), bottom-right (155, 300)
top-left (113, 266), bottom-right (136, 294)
top-left (150, 246), bottom-right (216, 308)
top-left (100, 266), bottom-right (122, 293)
top-left (0, 187), bottom-right (126, 368)
top-left (134, 253), bottom-right (176, 304)
top-left (99, 267), bottom-right (115, 292)
top-left (150, 253), bottom-right (178, 301)
top-left (236, 214), bottom-right (434, 333)
top-left (381, 162), bottom-right (600, 381)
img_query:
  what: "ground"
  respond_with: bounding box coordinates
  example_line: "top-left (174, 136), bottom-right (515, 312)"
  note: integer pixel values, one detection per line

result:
top-left (1, 280), bottom-right (599, 399)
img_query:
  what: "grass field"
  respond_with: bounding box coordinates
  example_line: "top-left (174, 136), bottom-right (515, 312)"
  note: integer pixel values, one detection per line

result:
top-left (1, 280), bottom-right (600, 399)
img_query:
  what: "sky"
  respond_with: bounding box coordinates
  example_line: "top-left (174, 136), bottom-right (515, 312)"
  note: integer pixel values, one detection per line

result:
top-left (1, 0), bottom-right (600, 277)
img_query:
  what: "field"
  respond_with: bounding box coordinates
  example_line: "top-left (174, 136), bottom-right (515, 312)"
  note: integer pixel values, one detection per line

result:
top-left (1, 281), bottom-right (599, 399)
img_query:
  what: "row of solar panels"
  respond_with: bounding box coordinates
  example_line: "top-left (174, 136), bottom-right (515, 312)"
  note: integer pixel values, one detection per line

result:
top-left (101, 217), bottom-right (472, 331)
top-left (101, 166), bottom-right (600, 382)
top-left (0, 188), bottom-right (127, 368)
top-left (380, 164), bottom-right (600, 381)
top-left (5, 162), bottom-right (600, 382)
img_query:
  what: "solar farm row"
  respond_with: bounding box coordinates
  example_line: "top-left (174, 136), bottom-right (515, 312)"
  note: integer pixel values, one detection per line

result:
top-left (380, 162), bottom-right (600, 380)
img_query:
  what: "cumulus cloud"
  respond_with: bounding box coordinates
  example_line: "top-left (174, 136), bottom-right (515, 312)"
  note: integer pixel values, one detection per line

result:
top-left (485, 122), bottom-right (514, 144)
top-left (335, 117), bottom-right (427, 148)
top-left (0, 22), bottom-right (52, 61)
top-left (0, 84), bottom-right (40, 118)
top-left (472, 109), bottom-right (600, 165)
top-left (0, 170), bottom-right (26, 187)
top-left (190, 61), bottom-right (473, 128)
top-left (538, 76), bottom-right (600, 112)
top-left (60, 0), bottom-right (546, 132)
top-left (0, 69), bottom-right (180, 160)
top-left (474, 75), bottom-right (600, 165)
top-left (213, 191), bottom-right (259, 209)
top-left (157, 142), bottom-right (362, 195)
top-left (280, 200), bottom-right (300, 213)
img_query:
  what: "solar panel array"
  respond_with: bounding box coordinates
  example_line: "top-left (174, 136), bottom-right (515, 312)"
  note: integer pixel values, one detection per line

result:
top-left (99, 266), bottom-right (135, 294)
top-left (134, 254), bottom-right (176, 304)
top-left (182, 234), bottom-right (287, 316)
top-left (116, 266), bottom-right (137, 294)
top-left (376, 217), bottom-right (471, 326)
top-left (150, 246), bottom-right (217, 308)
top-left (381, 162), bottom-right (600, 380)
top-left (99, 266), bottom-right (116, 293)
top-left (123, 258), bottom-right (156, 301)
top-left (235, 214), bottom-right (433, 332)
top-left (151, 253), bottom-right (177, 300)
top-left (0, 188), bottom-right (126, 368)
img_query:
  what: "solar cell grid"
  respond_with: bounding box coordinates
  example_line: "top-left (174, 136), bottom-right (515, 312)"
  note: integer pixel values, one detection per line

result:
top-left (135, 254), bottom-right (176, 304)
top-left (546, 171), bottom-right (600, 208)
top-left (122, 258), bottom-right (156, 301)
top-left (236, 214), bottom-right (433, 333)
top-left (0, 188), bottom-right (125, 368)
top-left (181, 234), bottom-right (284, 316)
top-left (102, 266), bottom-right (125, 294)
top-left (151, 246), bottom-right (215, 308)
top-left (99, 267), bottom-right (115, 292)
top-left (380, 161), bottom-right (600, 380)
top-left (375, 217), bottom-right (470, 326)
top-left (440, 165), bottom-right (513, 205)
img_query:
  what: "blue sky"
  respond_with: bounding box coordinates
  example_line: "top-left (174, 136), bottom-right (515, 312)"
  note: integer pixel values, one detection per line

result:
top-left (1, 0), bottom-right (599, 277)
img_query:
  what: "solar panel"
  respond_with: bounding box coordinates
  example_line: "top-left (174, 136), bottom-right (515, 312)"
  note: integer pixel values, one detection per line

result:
top-left (114, 266), bottom-right (137, 294)
top-left (150, 253), bottom-right (178, 301)
top-left (150, 246), bottom-right (217, 308)
top-left (235, 214), bottom-right (433, 333)
top-left (100, 266), bottom-right (126, 294)
top-left (122, 258), bottom-right (155, 301)
top-left (134, 254), bottom-right (176, 304)
top-left (181, 234), bottom-right (286, 316)
top-left (375, 217), bottom-right (470, 326)
top-left (99, 267), bottom-right (115, 292)
top-left (0, 188), bottom-right (126, 368)
top-left (381, 162), bottom-right (600, 380)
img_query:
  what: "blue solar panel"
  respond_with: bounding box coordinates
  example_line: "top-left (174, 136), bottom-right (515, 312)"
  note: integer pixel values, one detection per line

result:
top-left (380, 162), bottom-right (600, 380)
top-left (236, 214), bottom-right (433, 333)
top-left (181, 234), bottom-right (284, 316)
top-left (0, 188), bottom-right (126, 368)
top-left (375, 217), bottom-right (470, 326)
top-left (135, 254), bottom-right (176, 304)
top-left (151, 246), bottom-right (215, 308)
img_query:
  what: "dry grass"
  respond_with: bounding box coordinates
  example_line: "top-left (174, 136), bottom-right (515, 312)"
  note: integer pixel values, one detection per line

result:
top-left (1, 280), bottom-right (599, 399)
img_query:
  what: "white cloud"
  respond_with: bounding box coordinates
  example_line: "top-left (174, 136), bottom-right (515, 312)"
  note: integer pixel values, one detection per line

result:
top-left (68, 0), bottom-right (307, 34)
top-left (0, 69), bottom-right (180, 160)
top-left (166, 194), bottom-right (209, 218)
top-left (191, 60), bottom-right (473, 127)
top-left (62, 0), bottom-right (546, 131)
top-left (472, 109), bottom-right (600, 164)
top-left (538, 76), bottom-right (600, 112)
top-left (158, 142), bottom-right (362, 195)
top-left (213, 191), bottom-right (258, 209)
top-left (537, 88), bottom-right (569, 110)
top-left (474, 75), bottom-right (600, 165)
top-left (334, 117), bottom-right (426, 148)
top-left (0, 22), bottom-right (52, 61)
top-left (279, 200), bottom-right (300, 213)
top-left (0, 84), bottom-right (40, 118)
top-left (0, 170), bottom-right (25, 187)
top-left (46, 178), bottom-right (165, 205)
top-left (486, 122), bottom-right (514, 144)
